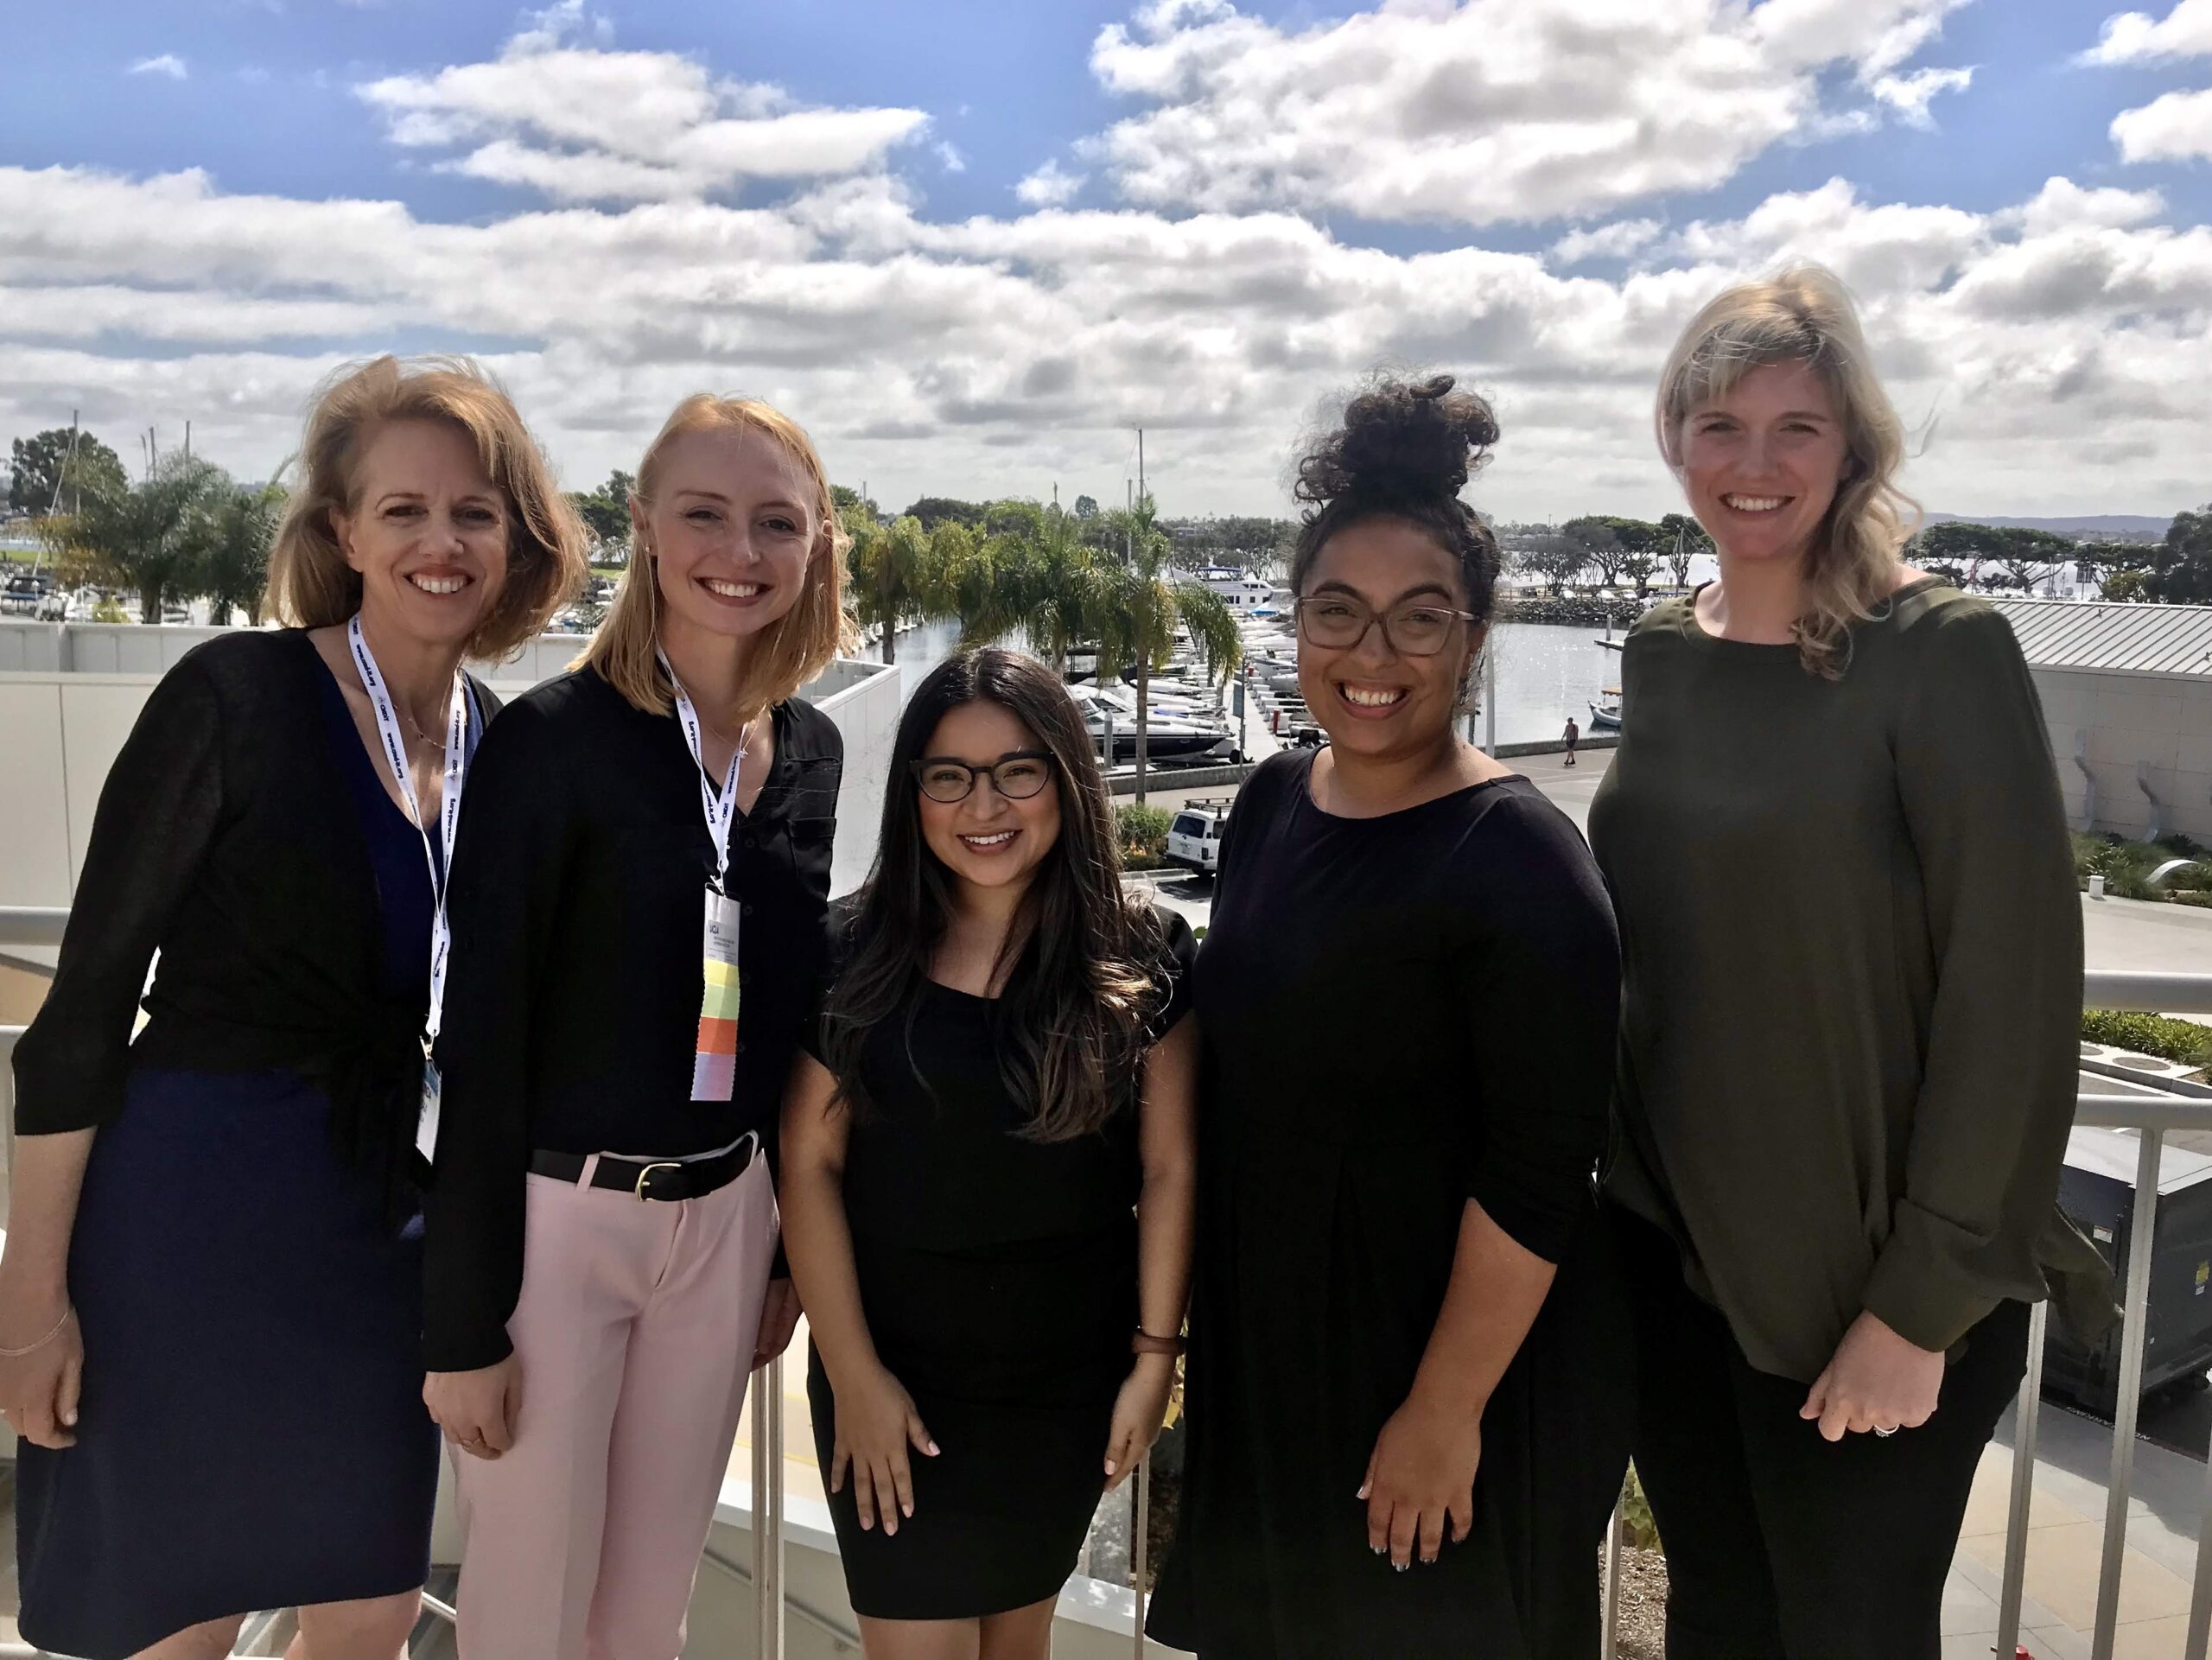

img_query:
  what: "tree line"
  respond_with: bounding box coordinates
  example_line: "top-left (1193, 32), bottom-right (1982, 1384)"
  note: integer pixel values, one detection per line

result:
top-left (1501, 510), bottom-right (2212, 606)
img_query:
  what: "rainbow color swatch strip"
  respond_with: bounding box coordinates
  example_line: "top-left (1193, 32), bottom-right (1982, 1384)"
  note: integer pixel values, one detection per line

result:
top-left (692, 956), bottom-right (740, 1101)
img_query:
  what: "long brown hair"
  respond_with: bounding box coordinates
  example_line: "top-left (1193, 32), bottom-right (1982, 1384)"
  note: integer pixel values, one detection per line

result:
top-left (269, 355), bottom-right (587, 658)
top-left (581, 394), bottom-right (853, 716)
top-left (820, 648), bottom-right (1166, 1142)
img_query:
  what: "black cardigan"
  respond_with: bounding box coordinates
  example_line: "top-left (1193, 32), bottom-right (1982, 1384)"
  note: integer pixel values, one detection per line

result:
top-left (12, 629), bottom-right (501, 1205)
top-left (421, 667), bottom-right (842, 1371)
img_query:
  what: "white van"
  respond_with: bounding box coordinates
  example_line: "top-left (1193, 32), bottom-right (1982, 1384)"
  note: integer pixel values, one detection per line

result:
top-left (1165, 798), bottom-right (1234, 878)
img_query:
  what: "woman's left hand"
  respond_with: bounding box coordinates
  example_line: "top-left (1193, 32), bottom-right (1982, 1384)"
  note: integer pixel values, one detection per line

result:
top-left (1801, 1309), bottom-right (1944, 1441)
top-left (1103, 1353), bottom-right (1176, 1493)
top-left (752, 1278), bottom-right (803, 1371)
top-left (1361, 1390), bottom-right (1481, 1569)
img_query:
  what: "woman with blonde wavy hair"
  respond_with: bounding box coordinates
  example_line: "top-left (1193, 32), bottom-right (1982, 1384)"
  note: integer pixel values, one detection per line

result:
top-left (422, 393), bottom-right (850, 1658)
top-left (2, 355), bottom-right (584, 1659)
top-left (1587, 266), bottom-right (2089, 1656)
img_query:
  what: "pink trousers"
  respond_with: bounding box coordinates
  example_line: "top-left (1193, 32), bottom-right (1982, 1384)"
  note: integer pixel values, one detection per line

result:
top-left (454, 1154), bottom-right (779, 1660)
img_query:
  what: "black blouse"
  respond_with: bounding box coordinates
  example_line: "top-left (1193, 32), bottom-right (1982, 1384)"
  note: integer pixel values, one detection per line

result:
top-left (810, 904), bottom-right (1197, 1255)
top-left (11, 630), bottom-right (499, 1207)
top-left (423, 666), bottom-right (842, 1371)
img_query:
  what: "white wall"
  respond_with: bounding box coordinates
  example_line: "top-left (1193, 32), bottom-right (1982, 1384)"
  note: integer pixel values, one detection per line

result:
top-left (2030, 664), bottom-right (2212, 843)
top-left (0, 629), bottom-right (901, 912)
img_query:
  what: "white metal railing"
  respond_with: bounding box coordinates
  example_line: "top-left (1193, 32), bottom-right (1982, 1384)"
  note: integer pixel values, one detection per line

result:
top-left (9, 900), bottom-right (2209, 1659)
top-left (1601, 966), bottom-right (2212, 1660)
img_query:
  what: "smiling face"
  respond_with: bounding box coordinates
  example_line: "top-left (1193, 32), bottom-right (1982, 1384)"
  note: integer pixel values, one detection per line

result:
top-left (1295, 516), bottom-right (1479, 763)
top-left (1675, 359), bottom-right (1854, 571)
top-left (332, 417), bottom-right (511, 650)
top-left (915, 699), bottom-right (1064, 899)
top-left (634, 424), bottom-right (820, 647)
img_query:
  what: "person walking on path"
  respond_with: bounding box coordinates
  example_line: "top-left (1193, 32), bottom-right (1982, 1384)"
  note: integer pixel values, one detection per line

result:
top-left (1561, 716), bottom-right (1580, 765)
top-left (1588, 265), bottom-right (2099, 1659)
top-left (421, 393), bottom-right (849, 1660)
top-left (2, 357), bottom-right (584, 1660)
top-left (1147, 375), bottom-right (1629, 1660)
top-left (782, 647), bottom-right (1198, 1660)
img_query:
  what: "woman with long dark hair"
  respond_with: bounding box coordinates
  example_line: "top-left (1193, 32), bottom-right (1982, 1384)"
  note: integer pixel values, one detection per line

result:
top-left (780, 647), bottom-right (1197, 1660)
top-left (1147, 377), bottom-right (1627, 1659)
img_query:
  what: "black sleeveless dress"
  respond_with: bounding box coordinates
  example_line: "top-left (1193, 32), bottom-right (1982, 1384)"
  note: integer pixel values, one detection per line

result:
top-left (804, 905), bottom-right (1195, 1619)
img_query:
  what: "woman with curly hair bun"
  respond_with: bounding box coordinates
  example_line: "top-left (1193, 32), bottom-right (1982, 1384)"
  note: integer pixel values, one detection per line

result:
top-left (1147, 376), bottom-right (1630, 1658)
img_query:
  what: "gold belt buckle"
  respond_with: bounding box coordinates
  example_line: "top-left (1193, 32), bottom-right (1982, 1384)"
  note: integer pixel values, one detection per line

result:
top-left (632, 1161), bottom-right (684, 1202)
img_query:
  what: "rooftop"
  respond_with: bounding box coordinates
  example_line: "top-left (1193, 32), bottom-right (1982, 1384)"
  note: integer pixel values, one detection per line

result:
top-left (1992, 597), bottom-right (2212, 681)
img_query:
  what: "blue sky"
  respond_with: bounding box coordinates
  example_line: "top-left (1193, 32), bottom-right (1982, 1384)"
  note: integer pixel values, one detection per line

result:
top-left (3, 0), bottom-right (2209, 518)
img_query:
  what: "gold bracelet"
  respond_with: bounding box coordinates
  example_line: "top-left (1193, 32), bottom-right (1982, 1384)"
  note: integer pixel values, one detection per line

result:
top-left (0, 1307), bottom-right (72, 1358)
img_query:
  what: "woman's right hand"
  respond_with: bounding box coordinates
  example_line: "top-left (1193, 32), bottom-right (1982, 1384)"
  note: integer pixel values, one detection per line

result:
top-left (830, 1364), bottom-right (938, 1536)
top-left (424, 1355), bottom-right (523, 1460)
top-left (0, 1279), bottom-right (80, 1451)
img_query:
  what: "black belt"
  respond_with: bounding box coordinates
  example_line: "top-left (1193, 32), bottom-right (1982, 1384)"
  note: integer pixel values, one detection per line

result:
top-left (530, 1133), bottom-right (760, 1203)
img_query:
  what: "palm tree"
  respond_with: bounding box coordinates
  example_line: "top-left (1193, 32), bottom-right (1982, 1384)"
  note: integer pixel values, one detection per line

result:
top-left (845, 511), bottom-right (933, 665)
top-left (191, 480), bottom-right (285, 625)
top-left (71, 455), bottom-right (230, 622)
top-left (997, 504), bottom-right (1102, 676)
top-left (1095, 496), bottom-right (1243, 803)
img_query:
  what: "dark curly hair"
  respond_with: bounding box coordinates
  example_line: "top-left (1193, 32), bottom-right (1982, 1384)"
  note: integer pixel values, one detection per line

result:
top-left (1289, 373), bottom-right (1503, 629)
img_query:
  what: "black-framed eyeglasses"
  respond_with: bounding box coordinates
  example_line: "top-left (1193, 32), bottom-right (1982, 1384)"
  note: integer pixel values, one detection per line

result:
top-left (1294, 595), bottom-right (1478, 658)
top-left (911, 750), bottom-right (1057, 804)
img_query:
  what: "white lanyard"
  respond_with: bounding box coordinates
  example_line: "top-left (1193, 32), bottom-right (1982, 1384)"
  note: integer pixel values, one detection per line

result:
top-left (349, 613), bottom-right (471, 1042)
top-left (658, 649), bottom-right (746, 891)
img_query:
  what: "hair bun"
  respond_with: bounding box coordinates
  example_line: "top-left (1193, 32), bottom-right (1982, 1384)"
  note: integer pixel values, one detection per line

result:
top-left (1294, 373), bottom-right (1498, 508)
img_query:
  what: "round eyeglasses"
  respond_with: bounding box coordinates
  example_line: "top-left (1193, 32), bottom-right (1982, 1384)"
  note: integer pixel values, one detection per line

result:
top-left (912, 751), bottom-right (1057, 805)
top-left (1295, 595), bottom-right (1478, 658)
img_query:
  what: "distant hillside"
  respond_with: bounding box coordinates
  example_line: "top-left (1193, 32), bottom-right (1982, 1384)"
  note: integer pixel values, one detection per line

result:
top-left (1924, 512), bottom-right (2171, 542)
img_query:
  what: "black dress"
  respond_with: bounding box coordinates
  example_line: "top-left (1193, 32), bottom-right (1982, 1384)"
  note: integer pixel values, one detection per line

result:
top-left (14, 639), bottom-right (475, 1657)
top-left (804, 905), bottom-right (1196, 1619)
top-left (1146, 752), bottom-right (1630, 1660)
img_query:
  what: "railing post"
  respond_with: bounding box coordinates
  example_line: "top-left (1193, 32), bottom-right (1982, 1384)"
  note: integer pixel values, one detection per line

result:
top-left (752, 1357), bottom-right (785, 1660)
top-left (1133, 1451), bottom-right (1150, 1657)
top-left (1997, 1298), bottom-right (2050, 1658)
top-left (2093, 1126), bottom-right (2164, 1660)
top-left (2190, 1421), bottom-right (2212, 1660)
top-left (1600, 1501), bottom-right (1624, 1660)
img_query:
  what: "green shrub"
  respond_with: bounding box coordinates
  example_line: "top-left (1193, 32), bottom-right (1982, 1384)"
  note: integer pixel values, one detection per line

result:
top-left (2177, 892), bottom-right (2212, 911)
top-left (2082, 1008), bottom-right (2212, 1069)
top-left (1116, 803), bottom-right (1172, 858)
top-left (2073, 833), bottom-right (2209, 900)
top-left (1620, 1463), bottom-right (1662, 1552)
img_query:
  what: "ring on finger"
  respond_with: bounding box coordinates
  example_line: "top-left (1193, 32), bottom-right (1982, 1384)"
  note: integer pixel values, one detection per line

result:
top-left (1874, 1425), bottom-right (1897, 1438)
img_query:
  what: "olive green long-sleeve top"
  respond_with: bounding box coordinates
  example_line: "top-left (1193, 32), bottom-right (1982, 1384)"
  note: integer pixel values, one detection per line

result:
top-left (1587, 577), bottom-right (2084, 1383)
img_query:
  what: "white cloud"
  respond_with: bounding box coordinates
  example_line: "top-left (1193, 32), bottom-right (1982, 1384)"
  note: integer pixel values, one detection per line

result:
top-left (936, 142), bottom-right (967, 173)
top-left (2082, 0), bottom-right (2212, 65)
top-left (1870, 65), bottom-right (1974, 128)
top-left (1552, 219), bottom-right (1665, 265)
top-left (5, 158), bottom-right (2209, 522)
top-left (238, 66), bottom-right (272, 86)
top-left (2113, 86), bottom-right (2212, 162)
top-left (1014, 160), bottom-right (1086, 207)
top-left (1079, 0), bottom-right (1974, 226)
top-left (129, 54), bottom-right (188, 80)
top-left (357, 14), bottom-right (928, 203)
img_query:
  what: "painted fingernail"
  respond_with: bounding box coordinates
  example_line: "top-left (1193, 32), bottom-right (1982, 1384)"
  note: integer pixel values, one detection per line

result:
top-left (1394, 1562), bottom-right (1409, 1574)
top-left (902, 1502), bottom-right (912, 1517)
top-left (927, 1441), bottom-right (941, 1455)
top-left (1371, 1545), bottom-right (1386, 1557)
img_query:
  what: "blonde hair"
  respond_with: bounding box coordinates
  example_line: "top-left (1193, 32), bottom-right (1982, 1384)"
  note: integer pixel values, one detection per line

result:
top-left (582, 394), bottom-right (853, 716)
top-left (1656, 265), bottom-right (1920, 678)
top-left (268, 356), bottom-right (588, 658)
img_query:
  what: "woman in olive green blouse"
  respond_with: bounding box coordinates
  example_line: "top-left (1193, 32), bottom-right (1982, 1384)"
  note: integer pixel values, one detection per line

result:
top-left (1588, 265), bottom-right (2085, 1659)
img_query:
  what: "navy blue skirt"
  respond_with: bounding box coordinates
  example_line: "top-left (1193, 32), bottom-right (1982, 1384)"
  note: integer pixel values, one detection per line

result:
top-left (16, 1067), bottom-right (439, 1657)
